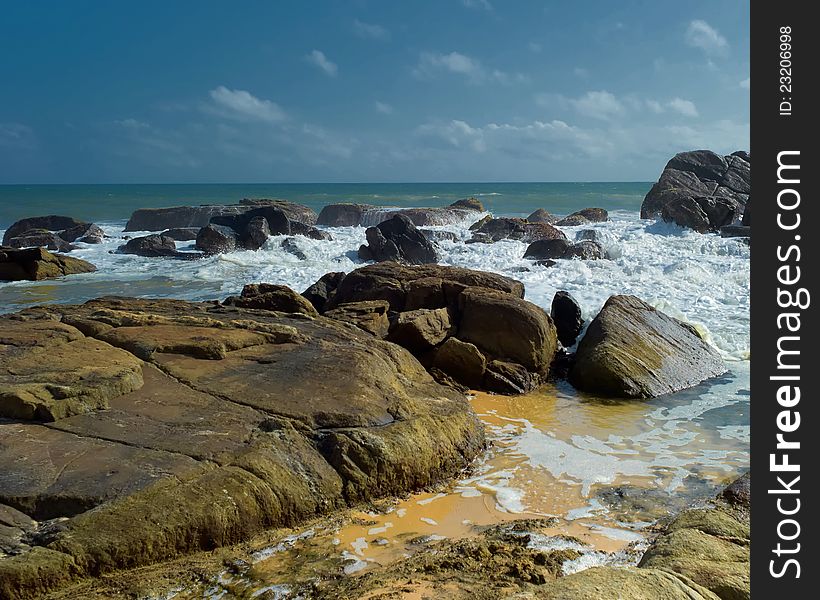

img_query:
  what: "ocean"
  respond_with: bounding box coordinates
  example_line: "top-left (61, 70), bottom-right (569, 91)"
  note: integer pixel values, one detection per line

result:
top-left (0, 181), bottom-right (750, 561)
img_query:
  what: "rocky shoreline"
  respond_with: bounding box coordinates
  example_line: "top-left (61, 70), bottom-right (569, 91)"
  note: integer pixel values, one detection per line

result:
top-left (0, 149), bottom-right (750, 599)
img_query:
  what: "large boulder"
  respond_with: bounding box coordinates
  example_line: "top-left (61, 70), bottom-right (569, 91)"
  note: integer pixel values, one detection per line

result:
top-left (569, 295), bottom-right (727, 398)
top-left (5, 230), bottom-right (74, 253)
top-left (302, 272), bottom-right (346, 313)
top-left (243, 216), bottom-right (271, 251)
top-left (159, 227), bottom-right (200, 241)
top-left (555, 208), bottom-right (608, 227)
top-left (119, 234), bottom-right (185, 258)
top-left (223, 283), bottom-right (319, 317)
top-left (2, 216), bottom-right (86, 246)
top-left (458, 287), bottom-right (558, 375)
top-left (387, 308), bottom-right (453, 352)
top-left (317, 204), bottom-right (370, 227)
top-left (523, 238), bottom-right (572, 260)
top-left (448, 197), bottom-right (485, 212)
top-left (358, 214), bottom-right (438, 264)
top-left (563, 240), bottom-right (606, 260)
top-left (195, 225), bottom-right (239, 255)
top-left (124, 201), bottom-right (315, 231)
top-left (324, 300), bottom-right (390, 337)
top-left (432, 337), bottom-right (487, 388)
top-left (210, 206), bottom-right (291, 237)
top-left (526, 208), bottom-right (558, 224)
top-left (641, 150), bottom-right (750, 232)
top-left (0, 247), bottom-right (97, 282)
top-left (59, 223), bottom-right (105, 244)
top-left (0, 297), bottom-right (484, 597)
top-left (318, 202), bottom-right (484, 228)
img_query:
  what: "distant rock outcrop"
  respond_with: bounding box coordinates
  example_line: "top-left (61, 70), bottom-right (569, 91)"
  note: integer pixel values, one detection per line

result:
top-left (641, 150), bottom-right (750, 233)
top-left (124, 200), bottom-right (317, 231)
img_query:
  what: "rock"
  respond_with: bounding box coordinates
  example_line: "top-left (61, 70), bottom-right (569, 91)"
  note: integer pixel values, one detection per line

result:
top-left (551, 291), bottom-right (584, 347)
top-left (302, 272), bottom-right (346, 313)
top-left (243, 216), bottom-right (271, 251)
top-left (526, 208), bottom-right (558, 223)
top-left (125, 201), bottom-right (315, 231)
top-left (0, 297), bottom-right (484, 597)
top-left (719, 225), bottom-right (750, 238)
top-left (317, 204), bottom-right (370, 227)
top-left (563, 240), bottom-right (606, 260)
top-left (160, 227), bottom-right (201, 241)
top-left (2, 216), bottom-right (86, 246)
top-left (195, 225), bottom-right (239, 255)
top-left (741, 199), bottom-right (751, 226)
top-left (458, 287), bottom-right (558, 374)
top-left (535, 259), bottom-right (558, 268)
top-left (118, 234), bottom-right (182, 258)
top-left (570, 295), bottom-right (727, 398)
top-left (641, 150), bottom-right (750, 232)
top-left (329, 262), bottom-right (525, 313)
top-left (720, 472), bottom-right (750, 509)
top-left (0, 247), bottom-right (96, 282)
top-left (59, 223), bottom-right (105, 244)
top-left (639, 475), bottom-right (751, 600)
top-left (387, 308), bottom-right (453, 352)
top-left (541, 566), bottom-right (721, 600)
top-left (448, 197), bottom-right (485, 212)
top-left (5, 230), bottom-right (74, 252)
top-left (223, 283), bottom-right (319, 317)
top-left (324, 300), bottom-right (390, 337)
top-left (432, 337), bottom-right (487, 388)
top-left (483, 360), bottom-right (540, 394)
top-left (238, 199), bottom-right (318, 225)
top-left (290, 221), bottom-right (333, 240)
top-left (358, 215), bottom-right (438, 264)
top-left (210, 206), bottom-right (291, 238)
top-left (280, 237), bottom-right (307, 260)
top-left (468, 214), bottom-right (492, 231)
top-left (524, 238), bottom-right (571, 260)
top-left (419, 229), bottom-right (459, 243)
top-left (555, 214), bottom-right (590, 226)
top-left (470, 217), bottom-right (567, 243)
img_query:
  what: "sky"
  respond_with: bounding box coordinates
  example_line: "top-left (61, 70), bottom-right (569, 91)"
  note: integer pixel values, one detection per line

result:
top-left (0, 0), bottom-right (750, 183)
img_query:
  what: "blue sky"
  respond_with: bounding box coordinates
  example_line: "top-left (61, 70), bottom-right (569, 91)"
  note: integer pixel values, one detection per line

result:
top-left (0, 0), bottom-right (749, 183)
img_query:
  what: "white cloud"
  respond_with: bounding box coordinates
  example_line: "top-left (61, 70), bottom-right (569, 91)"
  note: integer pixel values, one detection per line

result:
top-left (353, 19), bottom-right (390, 41)
top-left (306, 50), bottom-right (338, 77)
top-left (414, 51), bottom-right (527, 85)
top-left (572, 90), bottom-right (624, 120)
top-left (208, 86), bottom-right (287, 123)
top-left (461, 0), bottom-right (492, 10)
top-left (667, 97), bottom-right (699, 117)
top-left (646, 100), bottom-right (665, 114)
top-left (375, 101), bottom-right (394, 114)
top-left (740, 77), bottom-right (750, 90)
top-left (685, 20), bottom-right (729, 55)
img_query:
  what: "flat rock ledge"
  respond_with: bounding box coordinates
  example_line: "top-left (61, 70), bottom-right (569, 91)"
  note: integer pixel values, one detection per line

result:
top-left (0, 297), bottom-right (485, 599)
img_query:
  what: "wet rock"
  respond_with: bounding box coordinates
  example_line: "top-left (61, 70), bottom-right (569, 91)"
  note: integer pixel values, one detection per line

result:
top-left (557, 207), bottom-right (609, 226)
top-left (524, 238), bottom-right (571, 260)
top-left (159, 227), bottom-right (202, 241)
top-left (125, 201), bottom-right (315, 231)
top-left (720, 472), bottom-right (750, 509)
top-left (316, 204), bottom-right (370, 227)
top-left (570, 295), bottom-right (727, 398)
top-left (483, 360), bottom-right (540, 394)
top-left (0, 247), bottom-right (97, 281)
top-left (641, 150), bottom-right (750, 232)
top-left (432, 337), bottom-right (487, 388)
top-left (5, 230), bottom-right (74, 252)
top-left (448, 197), bottom-right (485, 212)
top-left (470, 217), bottom-right (567, 244)
top-left (324, 300), bottom-right (390, 337)
top-left (210, 206), bottom-right (290, 238)
top-left (555, 214), bottom-right (590, 226)
top-left (458, 287), bottom-right (558, 375)
top-left (535, 259), bottom-right (558, 268)
top-left (358, 215), bottom-right (438, 264)
top-left (302, 272), bottom-right (346, 313)
top-left (119, 234), bottom-right (194, 259)
top-left (387, 308), bottom-right (453, 352)
top-left (2, 216), bottom-right (86, 246)
top-left (223, 283), bottom-right (319, 316)
top-left (468, 214), bottom-right (492, 231)
top-left (741, 199), bottom-right (751, 226)
top-left (59, 223), bottom-right (105, 244)
top-left (290, 221), bottom-right (333, 240)
top-left (0, 297), bottom-right (484, 597)
top-left (551, 291), bottom-right (584, 347)
top-left (419, 229), bottom-right (459, 243)
top-left (280, 237), bottom-right (307, 260)
top-left (527, 208), bottom-right (559, 223)
top-left (542, 566), bottom-right (721, 600)
top-left (563, 240), bottom-right (606, 260)
top-left (195, 225), bottom-right (239, 255)
top-left (243, 216), bottom-right (271, 251)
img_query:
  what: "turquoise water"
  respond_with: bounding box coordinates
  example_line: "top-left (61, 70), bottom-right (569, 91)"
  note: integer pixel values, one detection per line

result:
top-left (0, 182), bottom-right (651, 228)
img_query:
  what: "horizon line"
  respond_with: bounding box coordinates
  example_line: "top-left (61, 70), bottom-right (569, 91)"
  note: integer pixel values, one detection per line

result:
top-left (0, 180), bottom-right (654, 186)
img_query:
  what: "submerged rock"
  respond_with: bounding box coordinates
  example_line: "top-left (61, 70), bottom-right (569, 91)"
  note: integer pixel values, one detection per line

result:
top-left (358, 214), bottom-right (438, 264)
top-left (641, 150), bottom-right (750, 233)
top-left (569, 295), bottom-right (726, 398)
top-left (0, 297), bottom-right (484, 597)
top-left (0, 247), bottom-right (97, 282)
